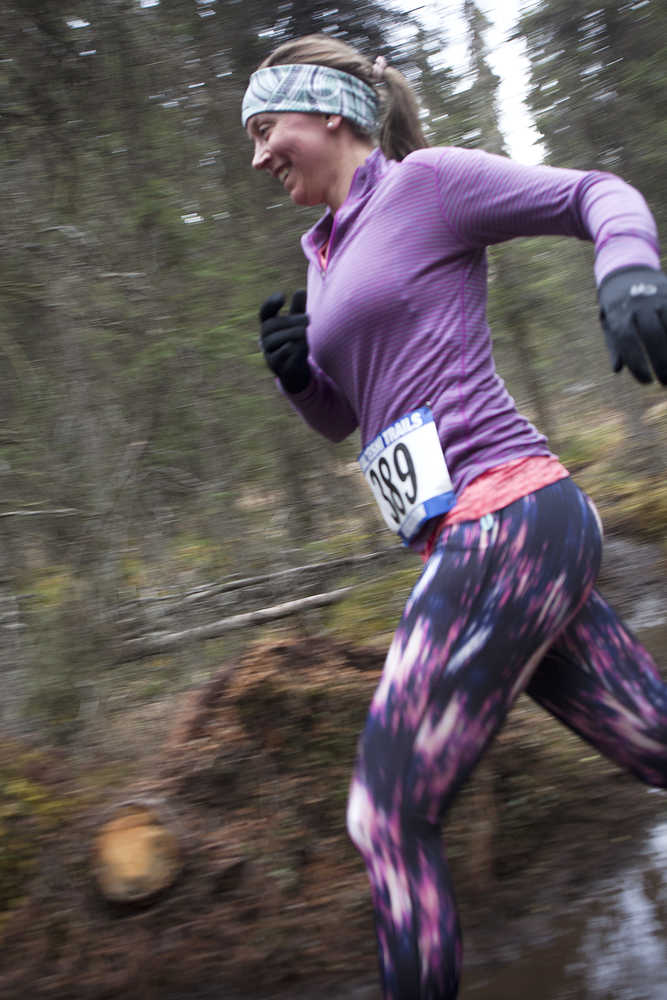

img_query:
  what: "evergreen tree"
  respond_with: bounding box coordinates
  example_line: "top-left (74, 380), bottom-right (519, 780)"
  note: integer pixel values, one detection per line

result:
top-left (456, 0), bottom-right (559, 441)
top-left (518, 0), bottom-right (667, 468)
top-left (462, 0), bottom-right (505, 155)
top-left (412, 23), bottom-right (470, 148)
top-left (519, 0), bottom-right (667, 232)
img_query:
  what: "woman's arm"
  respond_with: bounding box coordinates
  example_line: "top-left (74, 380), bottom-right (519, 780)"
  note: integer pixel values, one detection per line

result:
top-left (409, 147), bottom-right (660, 283)
top-left (408, 146), bottom-right (666, 384)
top-left (281, 360), bottom-right (359, 442)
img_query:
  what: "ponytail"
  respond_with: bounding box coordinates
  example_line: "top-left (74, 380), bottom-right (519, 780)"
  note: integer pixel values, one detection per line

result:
top-left (258, 35), bottom-right (429, 162)
top-left (379, 65), bottom-right (429, 161)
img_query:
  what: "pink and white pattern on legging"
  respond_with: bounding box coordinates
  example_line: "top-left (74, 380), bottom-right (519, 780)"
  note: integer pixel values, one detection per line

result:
top-left (347, 477), bottom-right (667, 1000)
top-left (527, 590), bottom-right (667, 788)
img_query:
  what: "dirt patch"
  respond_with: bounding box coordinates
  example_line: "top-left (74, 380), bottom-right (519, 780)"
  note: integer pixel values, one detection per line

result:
top-left (0, 635), bottom-right (662, 999)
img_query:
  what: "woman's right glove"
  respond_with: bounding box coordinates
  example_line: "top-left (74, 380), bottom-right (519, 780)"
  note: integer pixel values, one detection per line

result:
top-left (259, 290), bottom-right (311, 394)
top-left (598, 266), bottom-right (667, 385)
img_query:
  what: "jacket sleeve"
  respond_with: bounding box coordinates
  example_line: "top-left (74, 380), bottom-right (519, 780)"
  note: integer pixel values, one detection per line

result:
top-left (412, 147), bottom-right (661, 286)
top-left (280, 359), bottom-right (359, 443)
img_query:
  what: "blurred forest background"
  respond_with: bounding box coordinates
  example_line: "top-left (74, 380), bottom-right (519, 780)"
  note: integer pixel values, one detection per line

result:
top-left (1, 0), bottom-right (666, 743)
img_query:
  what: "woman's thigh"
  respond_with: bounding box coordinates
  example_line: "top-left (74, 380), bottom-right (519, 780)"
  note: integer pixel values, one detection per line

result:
top-left (354, 478), bottom-right (604, 823)
top-left (527, 587), bottom-right (667, 786)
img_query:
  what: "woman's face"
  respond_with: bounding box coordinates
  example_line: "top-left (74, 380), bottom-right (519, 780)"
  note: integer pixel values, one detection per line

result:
top-left (247, 111), bottom-right (336, 208)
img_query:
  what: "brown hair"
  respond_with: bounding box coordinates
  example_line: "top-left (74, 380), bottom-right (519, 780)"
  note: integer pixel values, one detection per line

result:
top-left (258, 34), bottom-right (429, 162)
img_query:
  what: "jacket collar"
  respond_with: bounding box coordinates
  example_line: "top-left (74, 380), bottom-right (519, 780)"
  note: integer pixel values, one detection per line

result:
top-left (301, 146), bottom-right (392, 263)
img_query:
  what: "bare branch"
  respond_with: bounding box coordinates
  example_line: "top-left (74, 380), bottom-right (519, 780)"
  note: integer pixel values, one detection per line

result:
top-left (125, 548), bottom-right (403, 608)
top-left (115, 587), bottom-right (354, 664)
top-left (0, 508), bottom-right (81, 518)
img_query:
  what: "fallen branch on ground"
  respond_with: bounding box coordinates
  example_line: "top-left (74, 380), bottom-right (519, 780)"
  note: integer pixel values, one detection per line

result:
top-left (0, 508), bottom-right (80, 518)
top-left (122, 547), bottom-right (403, 608)
top-left (115, 586), bottom-right (354, 663)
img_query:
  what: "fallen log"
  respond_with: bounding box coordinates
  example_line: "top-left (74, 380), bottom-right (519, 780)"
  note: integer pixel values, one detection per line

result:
top-left (115, 586), bottom-right (354, 663)
top-left (0, 508), bottom-right (80, 518)
top-left (120, 547), bottom-right (402, 609)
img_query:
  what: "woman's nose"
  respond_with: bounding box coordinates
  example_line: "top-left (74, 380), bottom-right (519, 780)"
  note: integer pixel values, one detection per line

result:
top-left (252, 141), bottom-right (270, 170)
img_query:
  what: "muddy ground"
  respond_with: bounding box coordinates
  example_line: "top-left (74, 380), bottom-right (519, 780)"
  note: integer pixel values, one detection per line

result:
top-left (0, 533), bottom-right (665, 1000)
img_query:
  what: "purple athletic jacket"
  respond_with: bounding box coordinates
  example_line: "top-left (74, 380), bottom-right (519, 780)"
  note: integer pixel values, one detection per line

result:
top-left (286, 146), bottom-right (659, 496)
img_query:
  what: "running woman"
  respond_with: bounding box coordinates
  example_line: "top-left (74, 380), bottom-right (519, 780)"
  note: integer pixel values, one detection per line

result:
top-left (242, 34), bottom-right (667, 1000)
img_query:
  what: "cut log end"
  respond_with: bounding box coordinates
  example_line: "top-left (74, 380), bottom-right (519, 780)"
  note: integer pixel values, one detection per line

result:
top-left (92, 799), bottom-right (182, 904)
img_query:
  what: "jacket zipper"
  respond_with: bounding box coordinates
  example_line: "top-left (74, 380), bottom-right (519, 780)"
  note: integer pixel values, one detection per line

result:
top-left (319, 213), bottom-right (339, 277)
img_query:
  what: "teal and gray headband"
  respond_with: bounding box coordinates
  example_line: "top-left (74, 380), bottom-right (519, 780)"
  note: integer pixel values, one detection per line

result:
top-left (241, 63), bottom-right (380, 133)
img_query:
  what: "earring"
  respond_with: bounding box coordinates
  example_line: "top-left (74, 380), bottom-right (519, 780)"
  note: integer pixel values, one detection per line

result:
top-left (327, 121), bottom-right (334, 128)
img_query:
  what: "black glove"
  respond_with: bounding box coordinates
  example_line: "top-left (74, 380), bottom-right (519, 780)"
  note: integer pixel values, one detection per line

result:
top-left (259, 290), bottom-right (311, 394)
top-left (598, 266), bottom-right (667, 385)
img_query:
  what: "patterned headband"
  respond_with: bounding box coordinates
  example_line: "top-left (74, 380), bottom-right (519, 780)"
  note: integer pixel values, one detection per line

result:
top-left (242, 63), bottom-right (379, 132)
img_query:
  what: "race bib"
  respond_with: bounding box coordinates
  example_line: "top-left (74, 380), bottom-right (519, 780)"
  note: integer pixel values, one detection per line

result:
top-left (358, 406), bottom-right (456, 543)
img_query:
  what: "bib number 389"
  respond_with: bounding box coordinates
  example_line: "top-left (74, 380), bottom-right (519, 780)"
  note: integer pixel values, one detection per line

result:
top-left (358, 406), bottom-right (456, 543)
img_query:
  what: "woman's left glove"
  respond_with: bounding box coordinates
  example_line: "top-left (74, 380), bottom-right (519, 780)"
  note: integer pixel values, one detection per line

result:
top-left (259, 290), bottom-right (311, 394)
top-left (598, 266), bottom-right (667, 385)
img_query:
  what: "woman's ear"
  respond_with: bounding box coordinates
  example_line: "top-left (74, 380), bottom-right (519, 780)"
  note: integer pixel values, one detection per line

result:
top-left (325, 114), bottom-right (343, 131)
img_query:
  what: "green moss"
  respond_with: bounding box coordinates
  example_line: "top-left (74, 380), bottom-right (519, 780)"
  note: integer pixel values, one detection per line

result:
top-left (119, 554), bottom-right (147, 590)
top-left (135, 676), bottom-right (172, 700)
top-left (307, 530), bottom-right (378, 559)
top-left (556, 405), bottom-right (667, 544)
top-left (28, 568), bottom-right (76, 608)
top-left (614, 477), bottom-right (667, 541)
top-left (167, 533), bottom-right (231, 577)
top-left (20, 580), bottom-right (111, 744)
top-left (326, 567), bottom-right (418, 642)
top-left (580, 471), bottom-right (667, 543)
top-left (0, 747), bottom-right (71, 918)
top-left (558, 419), bottom-right (624, 473)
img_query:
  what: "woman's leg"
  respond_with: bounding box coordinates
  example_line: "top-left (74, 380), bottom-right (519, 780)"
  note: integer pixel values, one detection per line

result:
top-left (347, 479), bottom-right (602, 1000)
top-left (527, 588), bottom-right (667, 787)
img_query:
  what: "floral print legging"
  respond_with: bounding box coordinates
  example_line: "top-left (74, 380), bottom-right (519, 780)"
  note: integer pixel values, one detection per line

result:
top-left (346, 477), bottom-right (667, 1000)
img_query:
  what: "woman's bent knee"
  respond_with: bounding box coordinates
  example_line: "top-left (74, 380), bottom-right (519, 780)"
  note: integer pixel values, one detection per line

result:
top-left (346, 779), bottom-right (371, 853)
top-left (346, 778), bottom-right (376, 855)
